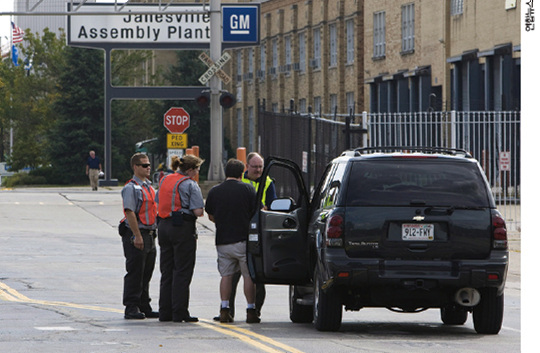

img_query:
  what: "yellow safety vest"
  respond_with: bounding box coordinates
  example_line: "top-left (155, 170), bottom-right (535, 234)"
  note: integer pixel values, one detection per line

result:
top-left (242, 174), bottom-right (273, 206)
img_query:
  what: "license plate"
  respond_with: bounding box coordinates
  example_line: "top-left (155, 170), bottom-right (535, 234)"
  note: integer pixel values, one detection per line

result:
top-left (402, 224), bottom-right (434, 241)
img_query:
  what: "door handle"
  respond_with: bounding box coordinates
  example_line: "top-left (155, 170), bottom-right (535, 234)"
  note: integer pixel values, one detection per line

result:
top-left (283, 218), bottom-right (297, 228)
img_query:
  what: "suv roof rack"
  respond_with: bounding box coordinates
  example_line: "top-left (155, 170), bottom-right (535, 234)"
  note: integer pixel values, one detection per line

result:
top-left (351, 146), bottom-right (473, 158)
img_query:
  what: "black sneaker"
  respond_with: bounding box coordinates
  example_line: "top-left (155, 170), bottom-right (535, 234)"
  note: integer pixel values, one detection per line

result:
top-left (124, 310), bottom-right (145, 320)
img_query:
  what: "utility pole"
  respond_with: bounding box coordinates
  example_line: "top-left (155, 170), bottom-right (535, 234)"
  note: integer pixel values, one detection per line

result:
top-left (207, 0), bottom-right (226, 181)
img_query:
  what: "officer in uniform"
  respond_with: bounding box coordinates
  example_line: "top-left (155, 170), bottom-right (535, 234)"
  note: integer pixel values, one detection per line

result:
top-left (120, 153), bottom-right (159, 320)
top-left (156, 155), bottom-right (205, 323)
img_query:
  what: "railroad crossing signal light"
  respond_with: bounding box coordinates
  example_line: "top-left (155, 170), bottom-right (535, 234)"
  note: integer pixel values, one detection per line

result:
top-left (195, 92), bottom-right (210, 108)
top-left (219, 92), bottom-right (236, 109)
top-left (195, 91), bottom-right (236, 109)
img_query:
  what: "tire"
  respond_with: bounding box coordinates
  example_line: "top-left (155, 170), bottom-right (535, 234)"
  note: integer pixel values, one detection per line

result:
top-left (313, 268), bottom-right (342, 331)
top-left (472, 288), bottom-right (504, 334)
top-left (289, 285), bottom-right (313, 323)
top-left (440, 306), bottom-right (468, 325)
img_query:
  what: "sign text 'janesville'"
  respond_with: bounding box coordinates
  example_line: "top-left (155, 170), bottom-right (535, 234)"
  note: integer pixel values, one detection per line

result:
top-left (68, 4), bottom-right (209, 45)
top-left (67, 3), bottom-right (259, 47)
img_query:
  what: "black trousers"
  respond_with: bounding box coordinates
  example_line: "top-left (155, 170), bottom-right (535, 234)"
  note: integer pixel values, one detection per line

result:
top-left (157, 217), bottom-right (197, 321)
top-left (122, 229), bottom-right (157, 314)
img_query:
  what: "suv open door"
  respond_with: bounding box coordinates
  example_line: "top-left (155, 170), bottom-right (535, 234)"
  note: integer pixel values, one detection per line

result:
top-left (247, 157), bottom-right (312, 285)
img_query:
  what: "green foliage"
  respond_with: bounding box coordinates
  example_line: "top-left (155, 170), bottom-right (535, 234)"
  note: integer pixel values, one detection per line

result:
top-left (2, 172), bottom-right (47, 187)
top-left (1, 33), bottom-right (216, 186)
top-left (1, 28), bottom-right (66, 169)
top-left (47, 47), bottom-right (104, 185)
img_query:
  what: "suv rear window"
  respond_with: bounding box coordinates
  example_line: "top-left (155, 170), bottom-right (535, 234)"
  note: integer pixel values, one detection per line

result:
top-left (345, 159), bottom-right (490, 208)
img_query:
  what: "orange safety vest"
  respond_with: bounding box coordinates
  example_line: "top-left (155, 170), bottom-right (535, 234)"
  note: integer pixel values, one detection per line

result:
top-left (124, 179), bottom-right (157, 226)
top-left (157, 173), bottom-right (191, 218)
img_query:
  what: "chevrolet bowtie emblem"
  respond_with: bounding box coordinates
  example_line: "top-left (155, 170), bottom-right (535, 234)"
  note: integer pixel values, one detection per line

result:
top-left (413, 215), bottom-right (425, 221)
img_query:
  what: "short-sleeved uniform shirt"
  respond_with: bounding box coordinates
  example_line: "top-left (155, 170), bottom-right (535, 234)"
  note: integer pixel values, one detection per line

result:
top-left (205, 179), bottom-right (256, 245)
top-left (121, 175), bottom-right (157, 230)
top-left (155, 172), bottom-right (205, 216)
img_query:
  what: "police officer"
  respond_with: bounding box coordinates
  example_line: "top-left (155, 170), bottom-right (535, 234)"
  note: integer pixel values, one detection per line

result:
top-left (120, 153), bottom-right (159, 320)
top-left (156, 155), bottom-right (205, 323)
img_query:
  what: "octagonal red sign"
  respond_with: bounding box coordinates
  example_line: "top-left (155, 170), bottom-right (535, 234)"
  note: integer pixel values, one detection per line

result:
top-left (164, 107), bottom-right (190, 134)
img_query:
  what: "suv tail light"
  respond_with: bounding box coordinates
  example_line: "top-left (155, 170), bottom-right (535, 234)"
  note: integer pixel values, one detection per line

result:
top-left (326, 215), bottom-right (344, 247)
top-left (491, 210), bottom-right (507, 249)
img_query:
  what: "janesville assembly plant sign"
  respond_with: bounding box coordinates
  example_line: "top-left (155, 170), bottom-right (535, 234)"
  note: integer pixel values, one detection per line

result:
top-left (68, 3), bottom-right (259, 49)
top-left (67, 3), bottom-right (212, 49)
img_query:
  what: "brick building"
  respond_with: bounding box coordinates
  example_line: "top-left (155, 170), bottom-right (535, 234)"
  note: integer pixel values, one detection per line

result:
top-left (224, 0), bottom-right (520, 151)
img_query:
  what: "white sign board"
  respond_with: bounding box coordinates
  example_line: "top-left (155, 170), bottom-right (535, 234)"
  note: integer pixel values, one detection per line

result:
top-left (67, 4), bottom-right (210, 45)
top-left (302, 151), bottom-right (308, 173)
top-left (499, 151), bottom-right (511, 171)
top-left (167, 149), bottom-right (185, 169)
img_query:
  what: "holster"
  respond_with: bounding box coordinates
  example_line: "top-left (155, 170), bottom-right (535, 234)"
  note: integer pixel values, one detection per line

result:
top-left (118, 220), bottom-right (132, 237)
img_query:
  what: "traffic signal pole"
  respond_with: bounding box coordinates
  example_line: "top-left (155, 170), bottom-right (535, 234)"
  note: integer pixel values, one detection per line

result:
top-left (207, 0), bottom-right (226, 181)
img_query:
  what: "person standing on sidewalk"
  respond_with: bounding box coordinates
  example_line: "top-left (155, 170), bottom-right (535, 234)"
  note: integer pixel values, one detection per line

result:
top-left (86, 150), bottom-right (102, 191)
top-left (205, 159), bottom-right (260, 324)
top-left (156, 155), bottom-right (204, 323)
top-left (119, 153), bottom-right (159, 320)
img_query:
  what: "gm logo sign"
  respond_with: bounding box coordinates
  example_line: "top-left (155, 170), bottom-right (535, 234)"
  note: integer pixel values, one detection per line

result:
top-left (222, 5), bottom-right (259, 44)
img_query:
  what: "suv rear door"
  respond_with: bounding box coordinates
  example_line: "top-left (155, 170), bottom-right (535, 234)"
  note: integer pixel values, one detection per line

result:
top-left (247, 157), bottom-right (311, 285)
top-left (342, 157), bottom-right (494, 260)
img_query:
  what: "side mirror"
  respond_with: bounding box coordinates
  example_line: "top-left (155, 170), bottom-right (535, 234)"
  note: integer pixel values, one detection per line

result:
top-left (269, 198), bottom-right (293, 212)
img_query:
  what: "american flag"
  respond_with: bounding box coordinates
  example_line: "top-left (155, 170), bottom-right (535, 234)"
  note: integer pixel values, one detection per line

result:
top-left (12, 22), bottom-right (24, 44)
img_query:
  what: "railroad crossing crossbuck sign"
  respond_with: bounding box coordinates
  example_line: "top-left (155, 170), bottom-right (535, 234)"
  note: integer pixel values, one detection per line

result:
top-left (199, 52), bottom-right (231, 85)
top-left (198, 52), bottom-right (231, 84)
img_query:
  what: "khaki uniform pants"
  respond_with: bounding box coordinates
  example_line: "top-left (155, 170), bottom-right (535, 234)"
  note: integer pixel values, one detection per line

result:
top-left (89, 169), bottom-right (99, 190)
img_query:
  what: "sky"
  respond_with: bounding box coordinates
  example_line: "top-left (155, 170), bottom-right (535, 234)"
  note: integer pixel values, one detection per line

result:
top-left (0, 1), bottom-right (13, 47)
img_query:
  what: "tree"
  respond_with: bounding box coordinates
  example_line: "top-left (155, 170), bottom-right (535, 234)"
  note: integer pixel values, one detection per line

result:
top-left (48, 47), bottom-right (161, 184)
top-left (47, 46), bottom-right (104, 184)
top-left (2, 28), bottom-right (67, 170)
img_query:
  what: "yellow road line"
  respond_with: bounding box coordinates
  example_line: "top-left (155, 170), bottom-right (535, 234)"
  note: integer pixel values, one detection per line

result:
top-left (197, 321), bottom-right (284, 353)
top-left (204, 322), bottom-right (305, 353)
top-left (0, 281), bottom-right (303, 353)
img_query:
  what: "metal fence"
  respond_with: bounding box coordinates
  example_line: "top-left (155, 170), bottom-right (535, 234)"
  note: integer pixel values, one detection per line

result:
top-left (257, 109), bottom-right (520, 232)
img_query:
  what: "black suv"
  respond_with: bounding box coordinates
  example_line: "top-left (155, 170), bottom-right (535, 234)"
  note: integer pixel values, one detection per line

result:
top-left (247, 147), bottom-right (508, 334)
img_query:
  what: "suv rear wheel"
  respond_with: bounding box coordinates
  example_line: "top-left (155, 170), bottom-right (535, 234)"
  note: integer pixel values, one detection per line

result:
top-left (440, 305), bottom-right (468, 325)
top-left (313, 267), bottom-right (342, 331)
top-left (472, 288), bottom-right (504, 334)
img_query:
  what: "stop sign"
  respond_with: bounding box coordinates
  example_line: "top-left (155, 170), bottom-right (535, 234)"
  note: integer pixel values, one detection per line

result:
top-left (163, 107), bottom-right (190, 134)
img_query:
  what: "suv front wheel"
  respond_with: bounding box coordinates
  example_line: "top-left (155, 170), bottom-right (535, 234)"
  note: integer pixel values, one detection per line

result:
top-left (472, 288), bottom-right (504, 334)
top-left (313, 267), bottom-right (342, 331)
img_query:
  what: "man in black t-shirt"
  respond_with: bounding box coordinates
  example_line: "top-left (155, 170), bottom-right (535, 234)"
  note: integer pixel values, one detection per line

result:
top-left (205, 159), bottom-right (260, 324)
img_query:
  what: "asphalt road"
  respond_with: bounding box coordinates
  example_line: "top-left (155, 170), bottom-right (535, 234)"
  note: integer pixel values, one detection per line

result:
top-left (0, 186), bottom-right (522, 352)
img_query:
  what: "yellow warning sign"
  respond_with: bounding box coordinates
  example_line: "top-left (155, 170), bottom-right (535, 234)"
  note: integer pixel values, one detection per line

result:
top-left (167, 133), bottom-right (188, 149)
